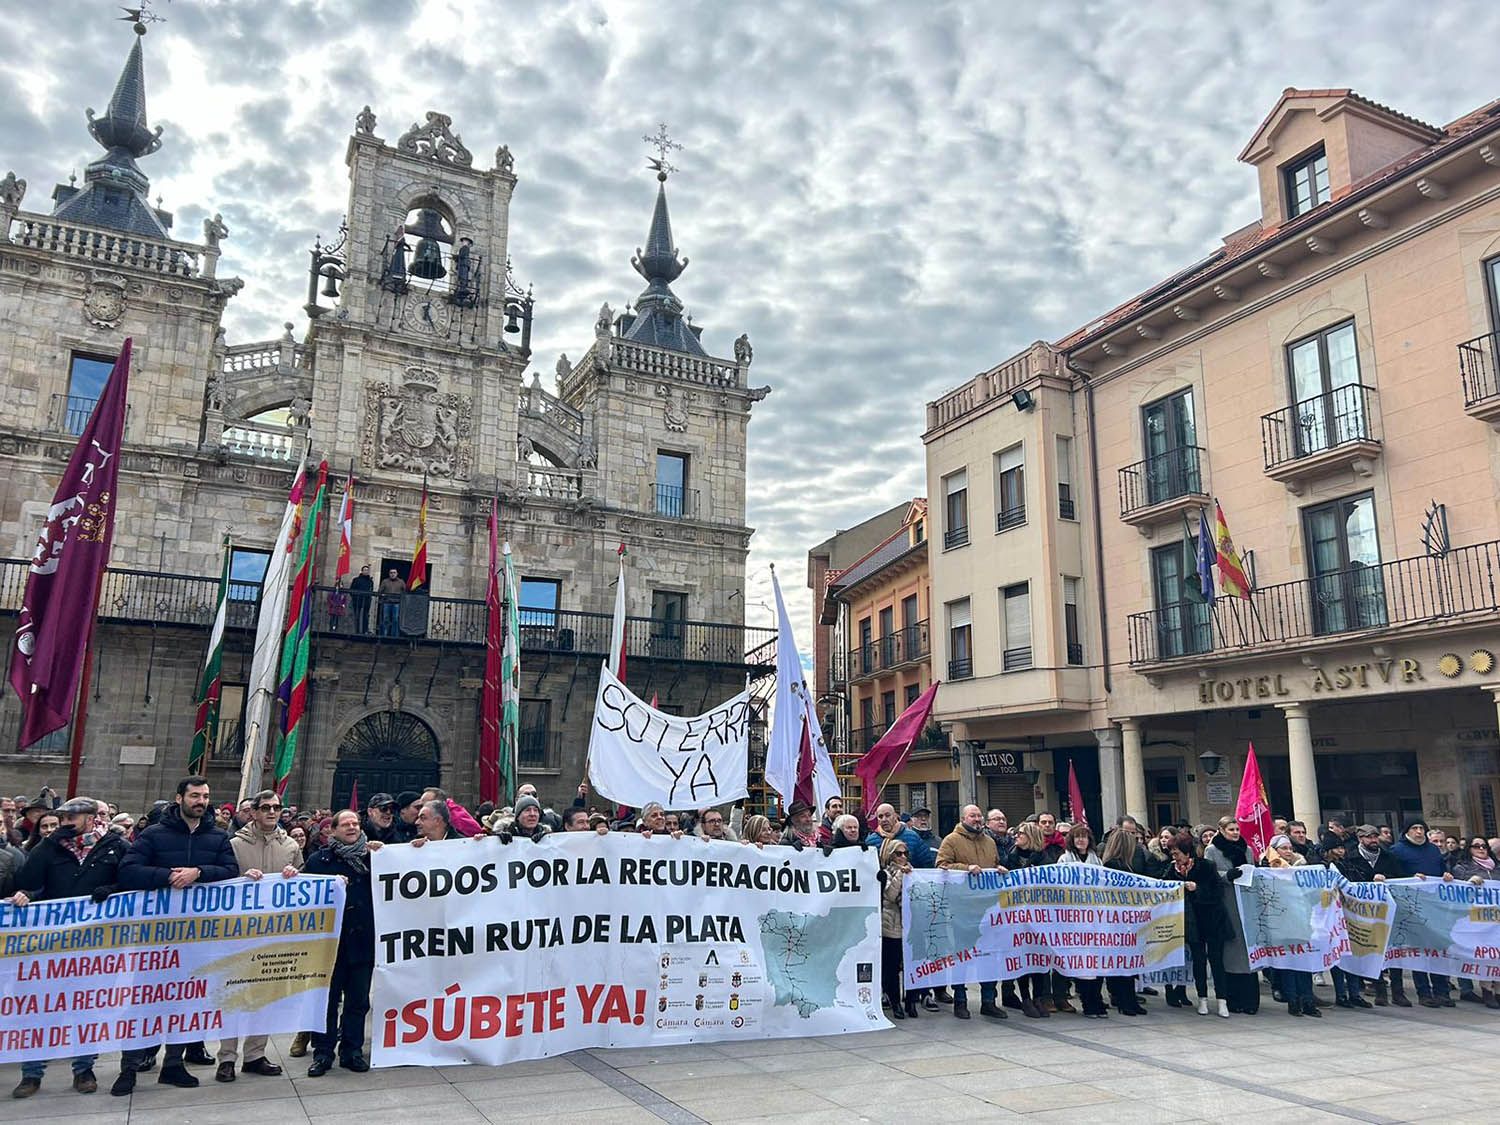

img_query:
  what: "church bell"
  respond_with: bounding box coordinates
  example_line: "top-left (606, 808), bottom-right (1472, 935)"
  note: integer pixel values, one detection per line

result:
top-left (408, 208), bottom-right (448, 281)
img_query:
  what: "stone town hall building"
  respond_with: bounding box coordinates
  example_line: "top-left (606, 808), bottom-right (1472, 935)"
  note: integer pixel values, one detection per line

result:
top-left (0, 27), bottom-right (773, 808)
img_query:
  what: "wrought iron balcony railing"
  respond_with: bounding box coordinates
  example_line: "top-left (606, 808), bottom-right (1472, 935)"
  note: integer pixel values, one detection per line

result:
top-left (846, 621), bottom-right (930, 680)
top-left (948, 655), bottom-right (974, 680)
top-left (0, 560), bottom-right (774, 668)
top-left (943, 524), bottom-right (970, 550)
top-left (654, 483), bottom-right (699, 519)
top-left (1126, 539), bottom-right (1500, 665)
top-left (1261, 383), bottom-right (1379, 470)
top-left (1458, 331), bottom-right (1500, 410)
top-left (996, 504), bottom-right (1026, 532)
top-left (1119, 446), bottom-right (1206, 518)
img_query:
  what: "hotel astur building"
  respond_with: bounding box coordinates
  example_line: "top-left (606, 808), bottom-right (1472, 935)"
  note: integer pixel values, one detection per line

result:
top-left (926, 88), bottom-right (1500, 840)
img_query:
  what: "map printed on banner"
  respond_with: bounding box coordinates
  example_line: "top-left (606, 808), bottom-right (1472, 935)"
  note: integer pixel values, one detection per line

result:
top-left (1234, 867), bottom-right (1394, 974)
top-left (371, 832), bottom-right (885, 1068)
top-left (901, 865), bottom-right (1184, 989)
top-left (586, 663), bottom-right (751, 808)
top-left (1383, 876), bottom-right (1500, 980)
top-left (0, 877), bottom-right (344, 1063)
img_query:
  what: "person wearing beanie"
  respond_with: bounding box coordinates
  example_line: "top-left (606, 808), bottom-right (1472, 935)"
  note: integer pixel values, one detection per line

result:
top-left (935, 805), bottom-right (1007, 1021)
top-left (504, 795), bottom-right (551, 842)
top-left (392, 791), bottom-right (422, 842)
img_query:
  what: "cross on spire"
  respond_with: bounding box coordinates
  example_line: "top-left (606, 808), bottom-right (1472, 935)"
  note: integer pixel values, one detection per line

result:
top-left (643, 123), bottom-right (681, 181)
top-left (119, 1), bottom-right (166, 36)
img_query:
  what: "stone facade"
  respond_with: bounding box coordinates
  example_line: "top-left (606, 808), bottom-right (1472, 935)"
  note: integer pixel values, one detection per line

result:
top-left (0, 33), bottom-right (771, 810)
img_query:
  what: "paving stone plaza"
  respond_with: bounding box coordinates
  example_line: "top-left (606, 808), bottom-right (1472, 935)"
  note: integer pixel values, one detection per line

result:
top-left (2, 998), bottom-right (1494, 1124)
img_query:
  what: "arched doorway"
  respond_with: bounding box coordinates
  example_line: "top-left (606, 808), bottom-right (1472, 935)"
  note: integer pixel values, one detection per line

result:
top-left (332, 711), bottom-right (439, 808)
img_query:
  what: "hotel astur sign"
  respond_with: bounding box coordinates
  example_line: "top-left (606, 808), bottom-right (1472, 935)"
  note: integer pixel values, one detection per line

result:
top-left (1196, 648), bottom-right (1496, 706)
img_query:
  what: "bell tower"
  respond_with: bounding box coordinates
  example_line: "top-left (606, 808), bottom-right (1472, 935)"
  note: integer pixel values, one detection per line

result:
top-left (302, 107), bottom-right (534, 591)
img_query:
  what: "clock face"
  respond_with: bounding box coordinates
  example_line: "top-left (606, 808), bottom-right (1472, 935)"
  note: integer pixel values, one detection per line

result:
top-left (403, 296), bottom-right (452, 336)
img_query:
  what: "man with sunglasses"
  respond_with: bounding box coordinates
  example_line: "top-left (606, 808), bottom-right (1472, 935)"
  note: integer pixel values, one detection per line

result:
top-left (215, 790), bottom-right (303, 1083)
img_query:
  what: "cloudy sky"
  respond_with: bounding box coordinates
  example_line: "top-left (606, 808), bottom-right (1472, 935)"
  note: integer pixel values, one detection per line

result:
top-left (5, 0), bottom-right (1499, 644)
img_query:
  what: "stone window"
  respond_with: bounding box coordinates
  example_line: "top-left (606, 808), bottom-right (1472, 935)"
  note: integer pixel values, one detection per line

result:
top-left (63, 352), bottom-right (115, 435)
top-left (656, 451), bottom-right (690, 518)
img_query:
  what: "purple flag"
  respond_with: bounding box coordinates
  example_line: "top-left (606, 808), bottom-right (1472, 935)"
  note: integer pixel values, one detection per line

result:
top-left (8, 339), bottom-right (131, 748)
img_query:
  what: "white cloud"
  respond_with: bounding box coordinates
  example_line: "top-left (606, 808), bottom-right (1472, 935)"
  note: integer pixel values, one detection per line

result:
top-left (5, 0), bottom-right (1498, 655)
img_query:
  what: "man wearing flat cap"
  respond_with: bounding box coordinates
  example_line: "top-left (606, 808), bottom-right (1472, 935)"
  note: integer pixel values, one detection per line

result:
top-left (8, 797), bottom-right (130, 1097)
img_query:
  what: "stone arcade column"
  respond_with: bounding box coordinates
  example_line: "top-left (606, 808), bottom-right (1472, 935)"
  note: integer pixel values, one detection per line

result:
top-left (1280, 702), bottom-right (1321, 830)
top-left (1096, 726), bottom-right (1125, 825)
top-left (1119, 718), bottom-right (1147, 824)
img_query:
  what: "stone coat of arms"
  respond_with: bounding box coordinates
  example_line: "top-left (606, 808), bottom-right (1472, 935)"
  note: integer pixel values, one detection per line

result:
top-left (362, 366), bottom-right (473, 478)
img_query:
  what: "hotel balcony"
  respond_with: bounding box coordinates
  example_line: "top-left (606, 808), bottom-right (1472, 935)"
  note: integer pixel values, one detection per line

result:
top-left (0, 559), bottom-right (775, 673)
top-left (1118, 446), bottom-right (1210, 535)
top-left (1125, 538), bottom-right (1500, 668)
top-left (1458, 331), bottom-right (1500, 428)
top-left (1260, 384), bottom-right (1381, 493)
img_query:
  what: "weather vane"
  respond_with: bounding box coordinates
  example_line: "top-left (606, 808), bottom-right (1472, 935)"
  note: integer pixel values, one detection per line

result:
top-left (120, 1), bottom-right (167, 36)
top-left (643, 122), bottom-right (682, 181)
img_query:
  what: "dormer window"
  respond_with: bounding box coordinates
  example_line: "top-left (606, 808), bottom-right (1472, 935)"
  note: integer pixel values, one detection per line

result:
top-left (1284, 145), bottom-right (1330, 218)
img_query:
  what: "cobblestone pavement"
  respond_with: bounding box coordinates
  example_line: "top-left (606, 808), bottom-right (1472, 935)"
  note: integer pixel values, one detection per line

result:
top-left (3, 991), bottom-right (1498, 1123)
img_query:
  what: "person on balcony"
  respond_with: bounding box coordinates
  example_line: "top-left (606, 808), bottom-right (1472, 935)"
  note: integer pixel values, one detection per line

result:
top-left (327, 578), bottom-right (349, 632)
top-left (377, 568), bottom-right (405, 637)
top-left (349, 565), bottom-right (374, 633)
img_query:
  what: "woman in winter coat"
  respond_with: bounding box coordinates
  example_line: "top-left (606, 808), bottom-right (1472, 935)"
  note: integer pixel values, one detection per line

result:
top-left (1263, 835), bottom-right (1319, 1017)
top-left (1444, 838), bottom-right (1500, 1008)
top-left (1057, 824), bottom-right (1108, 1017)
top-left (831, 814), bottom-right (866, 849)
top-left (1007, 823), bottom-right (1059, 1018)
top-left (878, 837), bottom-right (916, 1018)
top-left (1162, 831), bottom-right (1230, 1017)
top-left (1099, 829), bottom-right (1148, 1015)
top-left (1203, 816), bottom-right (1260, 1013)
top-left (302, 810), bottom-right (380, 1074)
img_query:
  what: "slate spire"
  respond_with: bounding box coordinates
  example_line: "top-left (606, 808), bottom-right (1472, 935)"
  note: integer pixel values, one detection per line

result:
top-left (623, 167), bottom-right (705, 356)
top-left (53, 20), bottom-right (171, 238)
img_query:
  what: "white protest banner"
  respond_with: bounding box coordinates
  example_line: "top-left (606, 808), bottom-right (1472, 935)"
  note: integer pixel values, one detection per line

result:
top-left (1337, 878), bottom-right (1395, 979)
top-left (0, 876), bottom-right (344, 1063)
top-left (1236, 866), bottom-right (1350, 972)
top-left (1383, 876), bottom-right (1500, 981)
top-left (587, 663), bottom-right (750, 808)
top-left (371, 832), bottom-right (885, 1067)
top-left (901, 865), bottom-right (1184, 989)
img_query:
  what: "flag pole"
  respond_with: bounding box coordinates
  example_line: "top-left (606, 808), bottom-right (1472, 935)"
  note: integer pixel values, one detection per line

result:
top-left (64, 567), bottom-right (108, 798)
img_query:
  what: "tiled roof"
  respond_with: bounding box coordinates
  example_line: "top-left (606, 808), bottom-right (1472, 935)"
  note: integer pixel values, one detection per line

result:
top-left (828, 526), bottom-right (923, 598)
top-left (1057, 94), bottom-right (1500, 352)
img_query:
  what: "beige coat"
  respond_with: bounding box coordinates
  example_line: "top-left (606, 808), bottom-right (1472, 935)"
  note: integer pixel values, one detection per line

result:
top-left (230, 824), bottom-right (304, 875)
top-left (936, 825), bottom-right (1001, 870)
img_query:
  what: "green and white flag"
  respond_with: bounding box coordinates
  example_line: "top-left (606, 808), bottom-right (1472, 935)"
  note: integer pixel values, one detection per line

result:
top-left (189, 535), bottom-right (232, 773)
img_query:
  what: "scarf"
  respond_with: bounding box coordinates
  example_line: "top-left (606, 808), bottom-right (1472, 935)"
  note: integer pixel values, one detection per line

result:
top-left (1358, 843), bottom-right (1382, 866)
top-left (1212, 833), bottom-right (1249, 867)
top-left (1474, 854), bottom-right (1496, 872)
top-left (53, 825), bottom-right (101, 864)
top-left (330, 832), bottom-right (371, 873)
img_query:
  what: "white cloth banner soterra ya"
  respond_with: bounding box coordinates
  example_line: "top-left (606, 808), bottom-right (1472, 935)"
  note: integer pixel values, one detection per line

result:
top-left (1383, 876), bottom-right (1500, 980)
top-left (586, 663), bottom-right (750, 808)
top-left (901, 865), bottom-right (1185, 989)
top-left (0, 877), bottom-right (344, 1063)
top-left (1235, 867), bottom-right (1395, 974)
top-left (371, 832), bottom-right (885, 1067)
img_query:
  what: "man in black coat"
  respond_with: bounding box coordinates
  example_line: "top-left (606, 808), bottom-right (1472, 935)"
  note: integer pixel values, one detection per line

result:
top-left (111, 777), bottom-right (239, 1096)
top-left (349, 564), bottom-right (375, 633)
top-left (8, 797), bottom-right (128, 1097)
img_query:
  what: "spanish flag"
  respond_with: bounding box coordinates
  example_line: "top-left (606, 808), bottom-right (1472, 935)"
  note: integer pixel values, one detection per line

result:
top-left (408, 474), bottom-right (429, 591)
top-left (1214, 499), bottom-right (1250, 598)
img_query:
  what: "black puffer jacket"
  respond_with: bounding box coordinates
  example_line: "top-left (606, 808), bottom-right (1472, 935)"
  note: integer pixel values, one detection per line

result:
top-left (303, 846), bottom-right (375, 966)
top-left (118, 804), bottom-right (239, 889)
top-left (14, 828), bottom-right (129, 900)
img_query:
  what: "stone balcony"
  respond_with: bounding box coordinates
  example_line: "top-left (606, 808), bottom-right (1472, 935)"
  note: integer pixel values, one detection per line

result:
top-left (4, 210), bottom-right (217, 278)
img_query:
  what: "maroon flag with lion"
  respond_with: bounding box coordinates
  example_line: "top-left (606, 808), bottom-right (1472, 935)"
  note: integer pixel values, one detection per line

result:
top-left (7, 339), bottom-right (131, 748)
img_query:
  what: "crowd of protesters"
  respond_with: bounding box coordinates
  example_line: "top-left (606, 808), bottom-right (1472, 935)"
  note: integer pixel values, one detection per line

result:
top-left (4, 780), bottom-right (1500, 1099)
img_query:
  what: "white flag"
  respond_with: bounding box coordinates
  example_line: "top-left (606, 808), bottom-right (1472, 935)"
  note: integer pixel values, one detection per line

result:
top-left (765, 569), bottom-right (839, 809)
top-left (238, 456), bottom-right (306, 801)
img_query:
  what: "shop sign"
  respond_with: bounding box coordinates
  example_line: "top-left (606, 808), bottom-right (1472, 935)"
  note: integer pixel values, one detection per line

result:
top-left (976, 750), bottom-right (1021, 775)
top-left (1195, 649), bottom-right (1496, 708)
